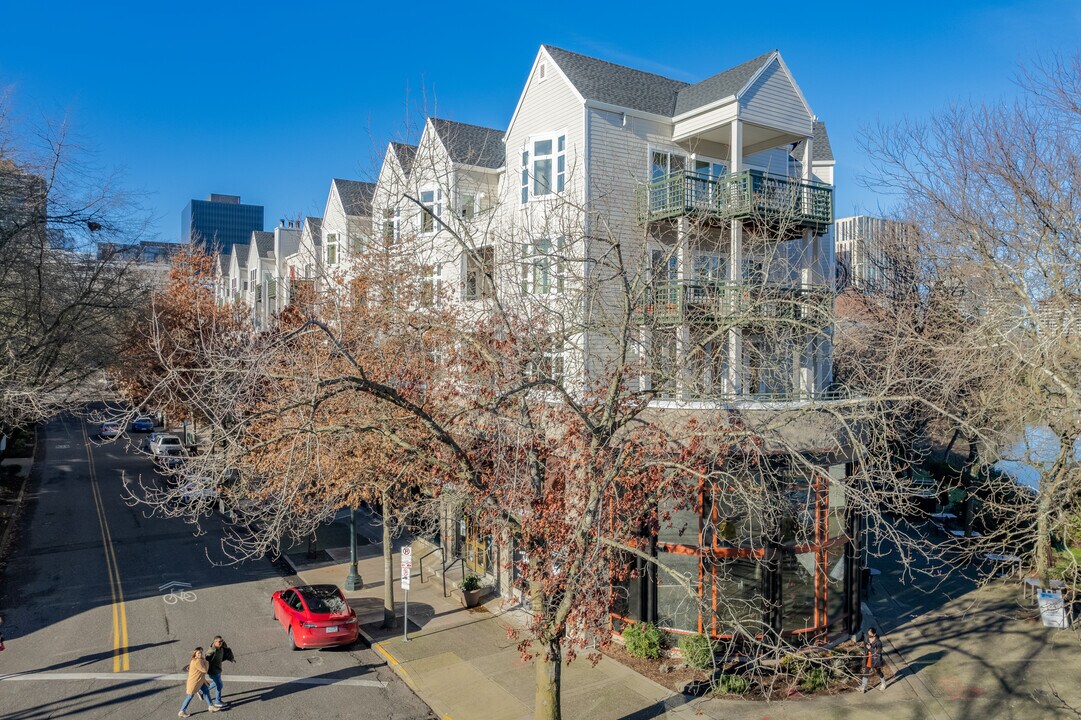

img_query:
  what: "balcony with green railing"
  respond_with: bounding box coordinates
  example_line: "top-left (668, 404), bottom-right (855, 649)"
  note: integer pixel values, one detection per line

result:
top-left (636, 169), bottom-right (833, 229)
top-left (643, 279), bottom-right (832, 327)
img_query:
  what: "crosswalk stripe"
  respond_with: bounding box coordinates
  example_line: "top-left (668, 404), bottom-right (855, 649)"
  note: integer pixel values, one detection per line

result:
top-left (0, 672), bottom-right (387, 688)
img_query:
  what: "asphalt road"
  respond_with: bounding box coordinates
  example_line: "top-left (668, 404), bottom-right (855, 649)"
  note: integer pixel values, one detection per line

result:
top-left (0, 413), bottom-right (435, 720)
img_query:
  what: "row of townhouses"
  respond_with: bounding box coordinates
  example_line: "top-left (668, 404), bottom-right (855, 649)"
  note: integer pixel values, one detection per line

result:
top-left (213, 45), bottom-right (863, 642)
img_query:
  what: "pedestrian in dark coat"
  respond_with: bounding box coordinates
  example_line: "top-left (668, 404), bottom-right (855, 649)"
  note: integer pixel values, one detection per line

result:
top-left (860, 626), bottom-right (886, 692)
top-left (205, 636), bottom-right (235, 708)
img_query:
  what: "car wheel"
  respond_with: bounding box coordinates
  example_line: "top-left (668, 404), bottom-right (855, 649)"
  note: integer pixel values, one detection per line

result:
top-left (288, 627), bottom-right (299, 651)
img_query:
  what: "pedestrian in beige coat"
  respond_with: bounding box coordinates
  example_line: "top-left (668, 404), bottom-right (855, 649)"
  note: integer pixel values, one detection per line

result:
top-left (178, 647), bottom-right (219, 717)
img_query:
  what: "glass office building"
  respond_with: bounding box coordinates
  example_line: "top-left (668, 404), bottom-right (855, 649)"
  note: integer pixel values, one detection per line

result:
top-left (181, 194), bottom-right (263, 253)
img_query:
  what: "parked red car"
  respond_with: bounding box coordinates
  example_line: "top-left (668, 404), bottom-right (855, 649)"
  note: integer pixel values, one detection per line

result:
top-left (271, 585), bottom-right (359, 649)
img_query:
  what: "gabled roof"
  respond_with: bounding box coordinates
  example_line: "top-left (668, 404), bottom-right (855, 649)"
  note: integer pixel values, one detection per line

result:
top-left (542, 45), bottom-right (780, 120)
top-left (217, 254), bottom-right (229, 274)
top-left (542, 45), bottom-right (688, 116)
top-left (429, 118), bottom-right (505, 169)
top-left (304, 216), bottom-right (323, 241)
top-left (333, 179), bottom-right (376, 217)
top-left (251, 231), bottom-right (275, 259)
top-left (792, 121), bottom-right (834, 163)
top-left (390, 142), bottom-right (417, 174)
top-left (231, 243), bottom-right (250, 270)
top-left (673, 51), bottom-right (775, 116)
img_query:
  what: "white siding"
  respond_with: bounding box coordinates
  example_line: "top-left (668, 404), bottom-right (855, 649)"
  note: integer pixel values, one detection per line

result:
top-left (739, 59), bottom-right (812, 137)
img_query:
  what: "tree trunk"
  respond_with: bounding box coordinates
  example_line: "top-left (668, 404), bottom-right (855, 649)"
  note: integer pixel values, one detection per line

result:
top-left (1036, 484), bottom-right (1053, 587)
top-left (534, 638), bottom-right (562, 720)
top-left (531, 583), bottom-right (561, 720)
top-left (382, 493), bottom-right (396, 629)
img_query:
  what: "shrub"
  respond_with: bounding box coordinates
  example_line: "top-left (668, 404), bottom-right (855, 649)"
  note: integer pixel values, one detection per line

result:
top-left (714, 673), bottom-right (750, 695)
top-left (798, 667), bottom-right (830, 692)
top-left (622, 622), bottom-right (662, 659)
top-left (678, 633), bottom-right (715, 670)
top-left (460, 574), bottom-right (481, 592)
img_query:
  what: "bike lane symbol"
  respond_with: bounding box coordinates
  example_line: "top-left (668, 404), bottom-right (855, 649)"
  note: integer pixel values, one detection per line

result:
top-left (159, 581), bottom-right (197, 604)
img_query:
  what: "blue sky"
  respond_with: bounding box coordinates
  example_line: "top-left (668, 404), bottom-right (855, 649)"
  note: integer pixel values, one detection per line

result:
top-left (2, 0), bottom-right (1078, 241)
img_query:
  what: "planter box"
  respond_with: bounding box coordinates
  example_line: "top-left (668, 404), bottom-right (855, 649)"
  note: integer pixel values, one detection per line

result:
top-left (461, 587), bottom-right (484, 608)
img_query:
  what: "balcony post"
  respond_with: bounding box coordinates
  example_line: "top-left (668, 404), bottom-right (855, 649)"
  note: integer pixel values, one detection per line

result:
top-left (676, 217), bottom-right (691, 399)
top-left (727, 119), bottom-right (744, 396)
top-left (796, 134), bottom-right (817, 398)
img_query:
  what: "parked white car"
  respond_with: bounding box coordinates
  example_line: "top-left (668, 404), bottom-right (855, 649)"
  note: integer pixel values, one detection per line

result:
top-left (149, 434), bottom-right (184, 457)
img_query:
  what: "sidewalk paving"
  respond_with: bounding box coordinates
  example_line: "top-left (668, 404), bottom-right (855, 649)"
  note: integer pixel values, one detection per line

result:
top-left (280, 511), bottom-right (1081, 720)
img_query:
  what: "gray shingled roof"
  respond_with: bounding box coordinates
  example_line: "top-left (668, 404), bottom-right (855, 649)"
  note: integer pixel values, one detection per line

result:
top-left (673, 51), bottom-right (776, 116)
top-left (543, 45), bottom-right (688, 116)
top-left (333, 179), bottom-right (376, 217)
top-left (304, 216), bottom-right (323, 247)
top-left (429, 118), bottom-right (505, 169)
top-left (543, 45), bottom-right (777, 119)
top-left (232, 243), bottom-right (250, 270)
top-left (792, 121), bottom-right (834, 163)
top-left (390, 142), bottom-right (417, 174)
top-left (217, 253), bottom-right (229, 274)
top-left (251, 231), bottom-right (275, 259)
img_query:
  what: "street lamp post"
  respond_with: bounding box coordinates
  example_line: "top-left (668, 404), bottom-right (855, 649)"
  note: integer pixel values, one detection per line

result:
top-left (344, 506), bottom-right (363, 591)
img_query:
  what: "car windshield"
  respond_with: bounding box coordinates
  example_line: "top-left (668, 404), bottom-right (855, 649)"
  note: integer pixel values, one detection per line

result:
top-left (160, 437), bottom-right (181, 445)
top-left (301, 586), bottom-right (347, 614)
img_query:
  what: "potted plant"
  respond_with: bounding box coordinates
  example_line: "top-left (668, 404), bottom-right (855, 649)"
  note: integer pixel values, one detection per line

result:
top-left (460, 574), bottom-right (484, 608)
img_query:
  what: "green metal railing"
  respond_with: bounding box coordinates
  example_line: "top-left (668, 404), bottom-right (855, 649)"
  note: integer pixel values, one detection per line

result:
top-left (643, 279), bottom-right (833, 326)
top-left (636, 169), bottom-right (833, 228)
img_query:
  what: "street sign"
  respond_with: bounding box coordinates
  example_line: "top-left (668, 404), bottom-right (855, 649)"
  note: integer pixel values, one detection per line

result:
top-left (400, 564), bottom-right (411, 590)
top-left (400, 546), bottom-right (412, 569)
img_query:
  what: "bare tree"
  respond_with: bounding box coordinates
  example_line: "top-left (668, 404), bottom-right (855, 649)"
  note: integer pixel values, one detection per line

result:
top-left (0, 94), bottom-right (152, 445)
top-left (859, 55), bottom-right (1081, 587)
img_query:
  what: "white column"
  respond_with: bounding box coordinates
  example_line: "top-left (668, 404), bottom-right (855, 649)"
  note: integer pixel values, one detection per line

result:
top-left (676, 217), bottom-right (691, 398)
top-left (727, 120), bottom-right (744, 396)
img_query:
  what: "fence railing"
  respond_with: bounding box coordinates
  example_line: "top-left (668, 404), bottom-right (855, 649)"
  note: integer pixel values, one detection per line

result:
top-left (643, 279), bottom-right (833, 325)
top-left (637, 169), bottom-right (833, 228)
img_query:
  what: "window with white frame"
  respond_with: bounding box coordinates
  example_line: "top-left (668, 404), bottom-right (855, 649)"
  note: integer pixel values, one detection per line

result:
top-left (420, 263), bottom-right (442, 307)
top-left (459, 193), bottom-right (476, 220)
top-left (520, 134), bottom-right (566, 203)
top-left (382, 208), bottom-right (400, 243)
top-left (420, 189), bottom-right (442, 233)
top-left (464, 246), bottom-right (495, 301)
top-left (521, 237), bottom-right (565, 295)
top-left (325, 233), bottom-right (338, 265)
top-left (529, 334), bottom-right (565, 384)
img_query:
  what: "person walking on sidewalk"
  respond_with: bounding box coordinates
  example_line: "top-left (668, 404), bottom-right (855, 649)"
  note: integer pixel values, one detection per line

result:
top-left (860, 626), bottom-right (887, 693)
top-left (179, 647), bottom-right (220, 717)
top-left (205, 635), bottom-right (235, 708)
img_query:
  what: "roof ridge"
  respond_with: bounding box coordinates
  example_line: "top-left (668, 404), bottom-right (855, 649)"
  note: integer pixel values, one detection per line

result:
top-left (542, 45), bottom-right (690, 87)
top-left (429, 116), bottom-right (505, 134)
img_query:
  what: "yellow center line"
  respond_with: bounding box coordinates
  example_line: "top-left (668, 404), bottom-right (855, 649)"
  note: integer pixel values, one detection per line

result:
top-left (79, 419), bottom-right (130, 672)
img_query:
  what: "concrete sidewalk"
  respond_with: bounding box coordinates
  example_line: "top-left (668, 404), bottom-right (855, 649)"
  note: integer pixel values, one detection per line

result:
top-left (279, 511), bottom-right (1080, 720)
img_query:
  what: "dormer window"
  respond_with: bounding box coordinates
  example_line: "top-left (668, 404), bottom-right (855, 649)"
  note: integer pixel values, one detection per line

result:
top-left (521, 133), bottom-right (566, 203)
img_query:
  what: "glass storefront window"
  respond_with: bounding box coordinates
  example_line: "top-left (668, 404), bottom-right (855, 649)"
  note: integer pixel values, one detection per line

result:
top-left (781, 484), bottom-right (817, 544)
top-left (706, 558), bottom-right (764, 634)
top-left (656, 549), bottom-right (700, 632)
top-left (826, 542), bottom-right (846, 627)
top-left (658, 497), bottom-right (699, 545)
top-left (781, 551), bottom-right (817, 632)
top-left (828, 479), bottom-right (847, 539)
top-left (704, 489), bottom-right (766, 549)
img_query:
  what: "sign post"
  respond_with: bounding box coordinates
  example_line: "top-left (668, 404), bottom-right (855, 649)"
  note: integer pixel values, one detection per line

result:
top-left (400, 546), bottom-right (413, 641)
